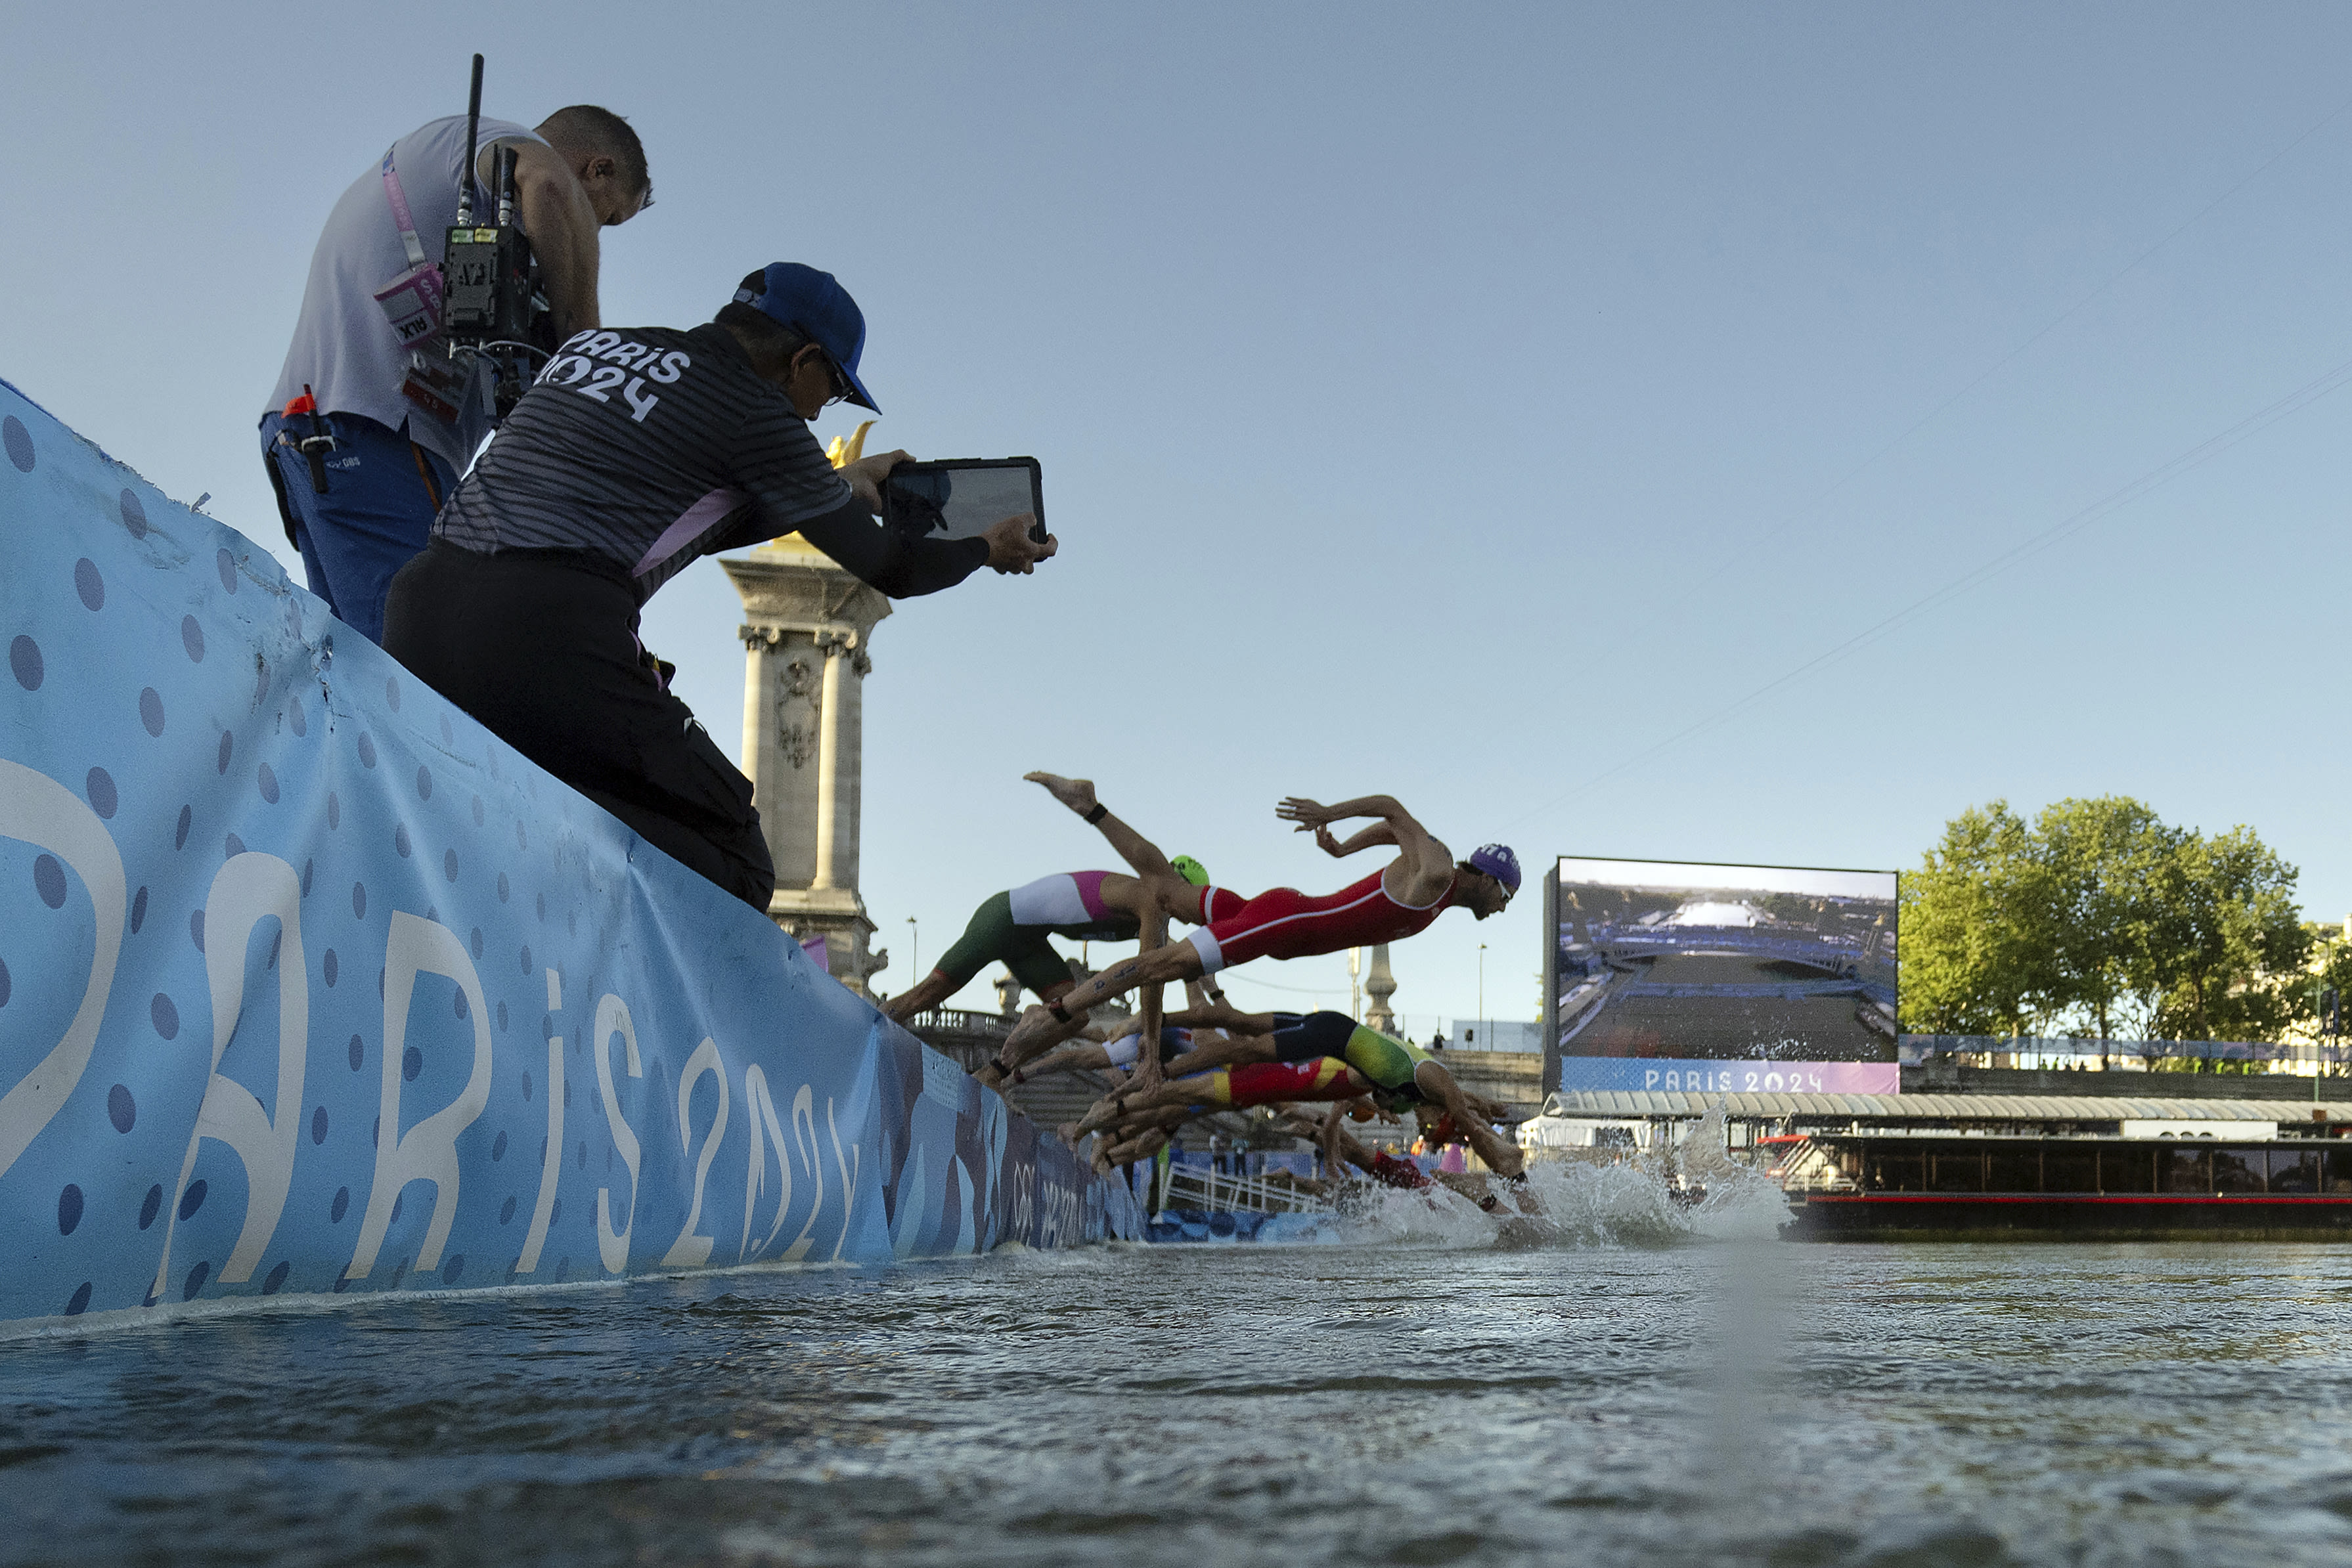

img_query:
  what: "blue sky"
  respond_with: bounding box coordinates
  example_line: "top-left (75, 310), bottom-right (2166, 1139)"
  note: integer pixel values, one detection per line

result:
top-left (8, 3), bottom-right (2352, 1032)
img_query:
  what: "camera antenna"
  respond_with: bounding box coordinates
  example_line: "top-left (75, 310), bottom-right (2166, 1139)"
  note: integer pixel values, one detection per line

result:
top-left (456, 53), bottom-right (484, 225)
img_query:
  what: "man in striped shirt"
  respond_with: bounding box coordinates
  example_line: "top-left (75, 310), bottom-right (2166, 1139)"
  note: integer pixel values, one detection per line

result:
top-left (384, 263), bottom-right (1054, 910)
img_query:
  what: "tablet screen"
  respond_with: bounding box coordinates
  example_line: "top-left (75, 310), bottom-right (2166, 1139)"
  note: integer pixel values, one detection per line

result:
top-left (881, 460), bottom-right (1045, 544)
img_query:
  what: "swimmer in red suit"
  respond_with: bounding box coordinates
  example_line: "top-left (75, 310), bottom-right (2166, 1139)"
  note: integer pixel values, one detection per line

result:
top-left (995, 793), bottom-right (1519, 1070)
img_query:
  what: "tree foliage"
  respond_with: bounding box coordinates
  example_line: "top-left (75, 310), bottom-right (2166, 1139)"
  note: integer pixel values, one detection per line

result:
top-left (1898, 796), bottom-right (2311, 1043)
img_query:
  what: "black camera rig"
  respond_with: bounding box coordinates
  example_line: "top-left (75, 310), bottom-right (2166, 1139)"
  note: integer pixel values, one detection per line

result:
top-left (437, 54), bottom-right (554, 422)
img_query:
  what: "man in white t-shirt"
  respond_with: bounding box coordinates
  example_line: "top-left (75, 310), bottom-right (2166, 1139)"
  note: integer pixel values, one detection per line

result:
top-left (261, 105), bottom-right (651, 643)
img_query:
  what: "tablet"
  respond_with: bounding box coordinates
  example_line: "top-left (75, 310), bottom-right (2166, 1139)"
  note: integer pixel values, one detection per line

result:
top-left (880, 458), bottom-right (1046, 545)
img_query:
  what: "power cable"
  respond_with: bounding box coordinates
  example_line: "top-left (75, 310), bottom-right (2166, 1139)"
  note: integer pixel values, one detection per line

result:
top-left (1513, 347), bottom-right (2352, 826)
top-left (1216, 969), bottom-right (1346, 997)
top-left (1691, 88), bottom-right (2352, 594)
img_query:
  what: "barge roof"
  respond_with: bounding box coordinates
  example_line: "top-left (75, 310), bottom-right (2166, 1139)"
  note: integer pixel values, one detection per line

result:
top-left (1540, 1091), bottom-right (2352, 1122)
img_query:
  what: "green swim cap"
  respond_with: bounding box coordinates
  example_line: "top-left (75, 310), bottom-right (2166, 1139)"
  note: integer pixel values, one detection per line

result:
top-left (1172, 855), bottom-right (1210, 887)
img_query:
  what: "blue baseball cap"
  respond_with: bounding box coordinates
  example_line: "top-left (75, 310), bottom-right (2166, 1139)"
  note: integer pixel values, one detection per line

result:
top-left (732, 263), bottom-right (880, 413)
top-left (1468, 844), bottom-right (1521, 894)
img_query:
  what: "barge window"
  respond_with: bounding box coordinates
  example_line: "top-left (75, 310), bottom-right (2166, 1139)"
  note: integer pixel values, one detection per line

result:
top-left (2267, 1148), bottom-right (2319, 1194)
top-left (2326, 1148), bottom-right (2352, 1194)
top-left (2043, 1146), bottom-right (2097, 1194)
top-left (1986, 1148), bottom-right (2041, 1194)
top-left (2100, 1147), bottom-right (2156, 1194)
top-left (2211, 1150), bottom-right (2262, 1194)
top-left (1930, 1146), bottom-right (1984, 1192)
top-left (1867, 1150), bottom-right (1924, 1192)
top-left (2160, 1147), bottom-right (2211, 1194)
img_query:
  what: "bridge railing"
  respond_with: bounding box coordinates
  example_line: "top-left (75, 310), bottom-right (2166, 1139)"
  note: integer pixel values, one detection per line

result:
top-left (901, 1006), bottom-right (1015, 1037)
top-left (1901, 1034), bottom-right (2352, 1067)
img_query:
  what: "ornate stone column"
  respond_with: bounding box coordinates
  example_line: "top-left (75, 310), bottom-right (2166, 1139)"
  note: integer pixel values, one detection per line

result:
top-left (722, 535), bottom-right (892, 994)
top-left (1364, 942), bottom-right (1397, 1033)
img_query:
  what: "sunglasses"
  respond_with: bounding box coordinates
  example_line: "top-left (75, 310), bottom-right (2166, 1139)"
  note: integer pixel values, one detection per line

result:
top-left (797, 339), bottom-right (854, 406)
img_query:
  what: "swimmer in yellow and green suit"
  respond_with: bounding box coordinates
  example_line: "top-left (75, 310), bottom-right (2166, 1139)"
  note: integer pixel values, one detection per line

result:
top-left (1073, 1008), bottom-right (1531, 1190)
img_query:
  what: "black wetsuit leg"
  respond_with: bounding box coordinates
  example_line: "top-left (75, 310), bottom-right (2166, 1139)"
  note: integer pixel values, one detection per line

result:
top-left (384, 540), bottom-right (774, 911)
top-left (1270, 1011), bottom-right (1354, 1063)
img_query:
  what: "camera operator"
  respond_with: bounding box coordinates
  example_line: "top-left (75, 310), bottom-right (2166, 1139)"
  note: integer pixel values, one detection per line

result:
top-left (261, 104), bottom-right (652, 644)
top-left (382, 263), bottom-right (1055, 911)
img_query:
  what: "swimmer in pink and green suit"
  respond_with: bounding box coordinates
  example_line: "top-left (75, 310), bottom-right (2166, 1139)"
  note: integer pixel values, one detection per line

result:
top-left (994, 791), bottom-right (1519, 1070)
top-left (881, 773), bottom-right (1241, 1022)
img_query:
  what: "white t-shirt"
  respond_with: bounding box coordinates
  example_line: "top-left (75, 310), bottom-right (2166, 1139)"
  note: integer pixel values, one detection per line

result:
top-left (267, 115), bottom-right (546, 472)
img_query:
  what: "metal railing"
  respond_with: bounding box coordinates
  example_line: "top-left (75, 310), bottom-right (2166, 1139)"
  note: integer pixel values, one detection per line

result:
top-left (1159, 1163), bottom-right (1329, 1215)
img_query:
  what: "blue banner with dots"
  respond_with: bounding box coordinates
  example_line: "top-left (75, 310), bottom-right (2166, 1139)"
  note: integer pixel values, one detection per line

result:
top-left (0, 378), bottom-right (1137, 1330)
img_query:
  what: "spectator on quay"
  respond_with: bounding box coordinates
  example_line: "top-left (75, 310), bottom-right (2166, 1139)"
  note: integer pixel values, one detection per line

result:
top-left (264, 102), bottom-right (653, 642)
top-left (383, 264), bottom-right (1050, 909)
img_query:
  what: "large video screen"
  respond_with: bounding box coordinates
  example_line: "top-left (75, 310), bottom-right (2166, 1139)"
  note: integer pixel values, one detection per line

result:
top-left (1551, 857), bottom-right (1897, 1074)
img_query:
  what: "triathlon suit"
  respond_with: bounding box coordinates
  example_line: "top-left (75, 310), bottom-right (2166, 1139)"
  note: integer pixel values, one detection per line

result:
top-left (1178, 1057), bottom-right (1369, 1110)
top-left (1269, 1013), bottom-right (1436, 1107)
top-left (930, 875), bottom-right (1245, 999)
top-left (1103, 1027), bottom-right (1191, 1070)
top-left (1186, 868), bottom-right (1456, 972)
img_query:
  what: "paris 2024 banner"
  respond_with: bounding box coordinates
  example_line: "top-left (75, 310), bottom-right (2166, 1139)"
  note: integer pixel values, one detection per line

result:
top-left (0, 376), bottom-right (1136, 1330)
top-left (1549, 855), bottom-right (1899, 1095)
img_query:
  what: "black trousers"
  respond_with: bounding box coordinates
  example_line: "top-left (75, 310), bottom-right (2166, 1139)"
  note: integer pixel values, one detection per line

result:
top-left (384, 541), bottom-right (776, 912)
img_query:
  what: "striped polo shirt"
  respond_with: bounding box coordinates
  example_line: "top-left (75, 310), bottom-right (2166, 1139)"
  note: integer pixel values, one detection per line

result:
top-left (433, 323), bottom-right (855, 601)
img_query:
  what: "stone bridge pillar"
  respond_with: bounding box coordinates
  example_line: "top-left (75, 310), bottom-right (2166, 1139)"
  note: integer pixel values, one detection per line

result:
top-left (1364, 942), bottom-right (1397, 1033)
top-left (723, 536), bottom-right (892, 994)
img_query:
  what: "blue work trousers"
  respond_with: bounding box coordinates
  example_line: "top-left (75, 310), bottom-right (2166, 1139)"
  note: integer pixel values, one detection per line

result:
top-left (259, 410), bottom-right (458, 645)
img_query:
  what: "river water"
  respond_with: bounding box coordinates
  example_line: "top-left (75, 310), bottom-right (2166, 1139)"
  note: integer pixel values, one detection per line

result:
top-left (5, 1164), bottom-right (2351, 1567)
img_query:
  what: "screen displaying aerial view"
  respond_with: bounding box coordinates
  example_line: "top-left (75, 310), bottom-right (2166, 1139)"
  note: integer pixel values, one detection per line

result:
top-left (1552, 856), bottom-right (1897, 1062)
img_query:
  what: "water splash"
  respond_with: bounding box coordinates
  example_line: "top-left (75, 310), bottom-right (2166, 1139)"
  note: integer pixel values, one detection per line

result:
top-left (1316, 1129), bottom-right (1792, 1252)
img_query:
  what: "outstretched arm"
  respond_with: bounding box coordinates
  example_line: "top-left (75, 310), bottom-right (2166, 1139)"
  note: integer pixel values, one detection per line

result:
top-left (1277, 795), bottom-right (1453, 902)
top-left (1015, 1041), bottom-right (1116, 1081)
top-left (1132, 911), bottom-right (1170, 1090)
top-left (1026, 773), bottom-right (1181, 884)
top-left (1163, 1002), bottom-right (1281, 1035)
top-left (1321, 1103), bottom-right (1348, 1179)
top-left (1413, 1062), bottom-right (1526, 1182)
top-left (1159, 1030), bottom-right (1275, 1078)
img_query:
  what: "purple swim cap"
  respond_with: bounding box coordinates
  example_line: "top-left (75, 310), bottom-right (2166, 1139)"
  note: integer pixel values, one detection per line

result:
top-left (1468, 844), bottom-right (1520, 893)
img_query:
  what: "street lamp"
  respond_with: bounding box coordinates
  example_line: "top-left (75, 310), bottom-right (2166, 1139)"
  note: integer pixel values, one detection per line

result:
top-left (1478, 942), bottom-right (1487, 1049)
top-left (906, 917), bottom-right (918, 991)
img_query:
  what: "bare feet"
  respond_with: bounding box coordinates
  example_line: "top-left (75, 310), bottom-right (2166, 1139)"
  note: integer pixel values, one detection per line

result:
top-left (1025, 772), bottom-right (1097, 817)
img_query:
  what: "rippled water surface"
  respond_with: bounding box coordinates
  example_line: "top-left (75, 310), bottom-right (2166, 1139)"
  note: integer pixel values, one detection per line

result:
top-left (6, 1171), bottom-right (2352, 1567)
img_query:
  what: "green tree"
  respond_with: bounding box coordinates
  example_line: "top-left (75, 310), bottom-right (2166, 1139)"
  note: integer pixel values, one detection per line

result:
top-left (2142, 826), bottom-right (2309, 1043)
top-left (1902, 798), bottom-right (2310, 1049)
top-left (2033, 796), bottom-right (2175, 1042)
top-left (2302, 921), bottom-right (2352, 1053)
top-left (1897, 802), bottom-right (2058, 1035)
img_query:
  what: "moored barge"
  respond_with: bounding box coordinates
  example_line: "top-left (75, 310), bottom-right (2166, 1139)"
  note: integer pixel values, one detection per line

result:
top-left (1526, 1089), bottom-right (2352, 1241)
top-left (1778, 1133), bottom-right (2352, 1240)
